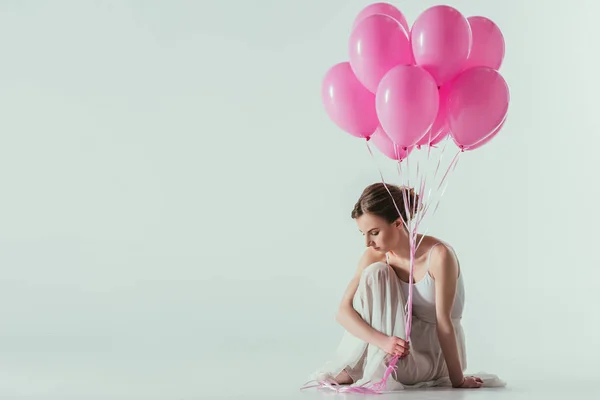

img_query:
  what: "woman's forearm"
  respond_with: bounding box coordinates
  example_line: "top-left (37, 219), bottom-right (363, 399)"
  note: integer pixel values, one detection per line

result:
top-left (436, 321), bottom-right (464, 387)
top-left (336, 305), bottom-right (386, 347)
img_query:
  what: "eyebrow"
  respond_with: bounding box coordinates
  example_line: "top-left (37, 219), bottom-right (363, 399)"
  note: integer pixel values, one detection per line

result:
top-left (360, 227), bottom-right (379, 234)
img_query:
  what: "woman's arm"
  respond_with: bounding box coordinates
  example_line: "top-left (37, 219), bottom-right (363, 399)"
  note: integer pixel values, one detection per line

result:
top-left (430, 246), bottom-right (465, 387)
top-left (335, 249), bottom-right (388, 347)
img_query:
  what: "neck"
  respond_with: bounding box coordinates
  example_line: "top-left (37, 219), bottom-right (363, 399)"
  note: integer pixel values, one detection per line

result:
top-left (389, 236), bottom-right (412, 259)
top-left (389, 233), bottom-right (422, 260)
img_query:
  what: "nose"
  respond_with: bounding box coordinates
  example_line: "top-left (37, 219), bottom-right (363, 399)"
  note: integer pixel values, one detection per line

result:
top-left (365, 236), bottom-right (374, 248)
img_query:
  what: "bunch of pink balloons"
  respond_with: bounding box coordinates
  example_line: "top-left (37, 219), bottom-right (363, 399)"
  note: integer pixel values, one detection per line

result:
top-left (321, 3), bottom-right (509, 157)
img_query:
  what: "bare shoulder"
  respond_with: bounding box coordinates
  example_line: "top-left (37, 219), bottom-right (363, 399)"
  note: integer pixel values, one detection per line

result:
top-left (357, 247), bottom-right (386, 271)
top-left (425, 238), bottom-right (459, 279)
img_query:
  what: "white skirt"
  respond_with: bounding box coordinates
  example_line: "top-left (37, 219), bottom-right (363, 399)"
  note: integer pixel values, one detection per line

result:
top-left (307, 262), bottom-right (505, 392)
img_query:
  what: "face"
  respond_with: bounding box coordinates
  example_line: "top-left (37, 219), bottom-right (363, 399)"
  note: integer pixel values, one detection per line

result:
top-left (355, 213), bottom-right (404, 253)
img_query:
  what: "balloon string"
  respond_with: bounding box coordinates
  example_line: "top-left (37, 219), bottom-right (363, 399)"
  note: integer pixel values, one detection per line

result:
top-left (415, 130), bottom-right (440, 248)
top-left (417, 148), bottom-right (460, 229)
top-left (421, 136), bottom-right (450, 226)
top-left (415, 149), bottom-right (461, 250)
top-left (407, 136), bottom-right (450, 255)
top-left (373, 142), bottom-right (414, 342)
top-left (413, 136), bottom-right (451, 236)
top-left (437, 148), bottom-right (461, 191)
top-left (397, 159), bottom-right (415, 340)
top-left (367, 140), bottom-right (409, 232)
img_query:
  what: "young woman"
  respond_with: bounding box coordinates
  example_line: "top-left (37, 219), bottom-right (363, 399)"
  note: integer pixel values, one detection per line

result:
top-left (307, 183), bottom-right (504, 390)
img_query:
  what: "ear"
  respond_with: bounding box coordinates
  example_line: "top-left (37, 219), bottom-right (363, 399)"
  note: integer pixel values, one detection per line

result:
top-left (393, 218), bottom-right (404, 229)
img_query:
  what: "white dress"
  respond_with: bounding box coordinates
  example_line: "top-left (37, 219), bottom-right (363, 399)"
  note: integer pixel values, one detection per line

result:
top-left (307, 242), bottom-right (505, 392)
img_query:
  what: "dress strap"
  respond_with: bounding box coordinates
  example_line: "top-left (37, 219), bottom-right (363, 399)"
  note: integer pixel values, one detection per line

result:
top-left (426, 242), bottom-right (444, 270)
top-left (426, 242), bottom-right (461, 276)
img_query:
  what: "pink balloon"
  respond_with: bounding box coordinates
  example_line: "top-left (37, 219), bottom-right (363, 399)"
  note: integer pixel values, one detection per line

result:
top-left (353, 2), bottom-right (410, 34)
top-left (463, 16), bottom-right (505, 71)
top-left (376, 65), bottom-right (439, 148)
top-left (430, 128), bottom-right (448, 146)
top-left (464, 118), bottom-right (506, 150)
top-left (416, 84), bottom-right (450, 147)
top-left (411, 5), bottom-right (472, 86)
top-left (321, 62), bottom-right (379, 139)
top-left (370, 126), bottom-right (413, 160)
top-left (446, 67), bottom-right (510, 148)
top-left (349, 14), bottom-right (413, 93)
top-left (418, 128), bottom-right (448, 149)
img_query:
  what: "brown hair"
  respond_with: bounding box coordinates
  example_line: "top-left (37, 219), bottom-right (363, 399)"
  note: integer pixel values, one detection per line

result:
top-left (351, 183), bottom-right (420, 224)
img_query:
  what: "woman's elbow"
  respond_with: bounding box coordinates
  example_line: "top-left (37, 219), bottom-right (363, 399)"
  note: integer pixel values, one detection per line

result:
top-left (335, 306), bottom-right (351, 324)
top-left (334, 312), bottom-right (342, 325)
top-left (436, 316), bottom-right (454, 333)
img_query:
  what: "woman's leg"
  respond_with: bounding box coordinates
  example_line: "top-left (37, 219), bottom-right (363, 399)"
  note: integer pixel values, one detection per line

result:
top-left (310, 262), bottom-right (408, 387)
top-left (348, 262), bottom-right (408, 386)
top-left (333, 369), bottom-right (354, 384)
top-left (311, 263), bottom-right (412, 385)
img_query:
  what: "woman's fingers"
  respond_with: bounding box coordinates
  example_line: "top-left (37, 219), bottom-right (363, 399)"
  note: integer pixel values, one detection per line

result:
top-left (394, 345), bottom-right (409, 357)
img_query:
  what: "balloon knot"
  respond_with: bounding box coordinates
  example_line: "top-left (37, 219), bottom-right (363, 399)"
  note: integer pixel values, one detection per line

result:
top-left (365, 136), bottom-right (371, 142)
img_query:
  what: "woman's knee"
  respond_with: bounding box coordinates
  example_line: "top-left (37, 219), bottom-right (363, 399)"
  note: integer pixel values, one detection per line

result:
top-left (360, 262), bottom-right (390, 283)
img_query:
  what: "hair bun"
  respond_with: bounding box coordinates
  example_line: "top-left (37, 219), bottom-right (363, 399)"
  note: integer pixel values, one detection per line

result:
top-left (397, 186), bottom-right (421, 220)
top-left (351, 182), bottom-right (423, 224)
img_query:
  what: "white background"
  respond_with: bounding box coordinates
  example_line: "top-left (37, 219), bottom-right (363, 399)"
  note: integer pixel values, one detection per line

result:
top-left (0, 0), bottom-right (598, 398)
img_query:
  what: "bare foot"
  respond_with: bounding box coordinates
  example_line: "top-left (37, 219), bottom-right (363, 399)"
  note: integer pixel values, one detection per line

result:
top-left (334, 369), bottom-right (354, 385)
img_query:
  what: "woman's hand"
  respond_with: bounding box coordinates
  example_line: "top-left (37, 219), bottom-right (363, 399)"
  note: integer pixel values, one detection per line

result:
top-left (453, 376), bottom-right (483, 389)
top-left (376, 335), bottom-right (410, 358)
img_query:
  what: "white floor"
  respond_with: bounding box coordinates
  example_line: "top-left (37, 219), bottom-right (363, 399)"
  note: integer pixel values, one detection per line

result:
top-left (0, 350), bottom-right (597, 399)
top-left (295, 384), bottom-right (596, 400)
top-left (0, 363), bottom-right (597, 398)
